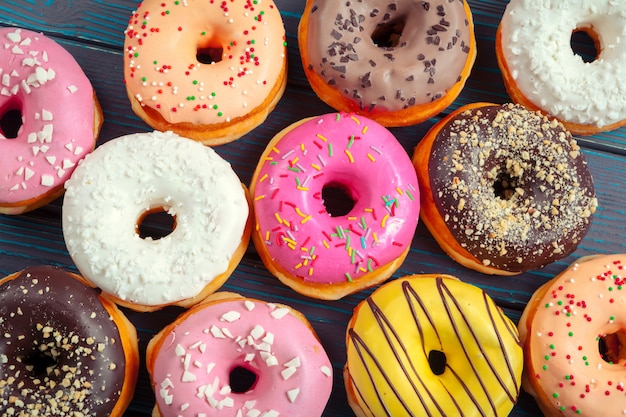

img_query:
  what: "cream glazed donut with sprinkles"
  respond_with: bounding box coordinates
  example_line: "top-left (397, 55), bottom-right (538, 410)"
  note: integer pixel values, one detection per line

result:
top-left (0, 28), bottom-right (102, 214)
top-left (123, 0), bottom-right (287, 145)
top-left (146, 292), bottom-right (333, 417)
top-left (250, 112), bottom-right (420, 300)
top-left (518, 254), bottom-right (626, 417)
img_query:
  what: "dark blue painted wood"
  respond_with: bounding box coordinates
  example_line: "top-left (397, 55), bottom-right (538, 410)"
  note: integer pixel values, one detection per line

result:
top-left (0, 0), bottom-right (625, 416)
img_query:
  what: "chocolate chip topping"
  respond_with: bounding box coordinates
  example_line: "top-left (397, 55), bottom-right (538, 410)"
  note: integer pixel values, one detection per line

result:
top-left (306, 0), bottom-right (473, 112)
top-left (428, 104), bottom-right (597, 272)
top-left (0, 266), bottom-right (127, 416)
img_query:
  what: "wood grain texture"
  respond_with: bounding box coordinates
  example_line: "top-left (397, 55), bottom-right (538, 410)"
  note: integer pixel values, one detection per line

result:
top-left (0, 0), bottom-right (625, 416)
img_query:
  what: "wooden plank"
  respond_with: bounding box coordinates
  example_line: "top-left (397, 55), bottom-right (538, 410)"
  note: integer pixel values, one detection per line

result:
top-left (0, 0), bottom-right (625, 416)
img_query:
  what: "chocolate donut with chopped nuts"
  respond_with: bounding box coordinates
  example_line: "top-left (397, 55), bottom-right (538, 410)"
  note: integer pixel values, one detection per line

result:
top-left (298, 0), bottom-right (476, 127)
top-left (412, 103), bottom-right (598, 275)
top-left (0, 266), bottom-right (139, 416)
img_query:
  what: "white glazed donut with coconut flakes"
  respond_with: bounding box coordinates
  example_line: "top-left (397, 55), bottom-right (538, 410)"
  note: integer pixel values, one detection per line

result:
top-left (496, 0), bottom-right (626, 134)
top-left (62, 130), bottom-right (250, 311)
top-left (146, 293), bottom-right (333, 417)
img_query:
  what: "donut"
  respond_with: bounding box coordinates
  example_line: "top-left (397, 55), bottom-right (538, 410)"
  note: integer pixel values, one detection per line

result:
top-left (0, 265), bottom-right (139, 416)
top-left (123, 0), bottom-right (287, 145)
top-left (345, 273), bottom-right (523, 416)
top-left (518, 254), bottom-right (626, 417)
top-left (0, 28), bottom-right (103, 214)
top-left (495, 0), bottom-right (626, 135)
top-left (62, 130), bottom-right (251, 311)
top-left (298, 0), bottom-right (476, 127)
top-left (146, 291), bottom-right (333, 417)
top-left (250, 112), bottom-right (420, 300)
top-left (412, 102), bottom-right (598, 275)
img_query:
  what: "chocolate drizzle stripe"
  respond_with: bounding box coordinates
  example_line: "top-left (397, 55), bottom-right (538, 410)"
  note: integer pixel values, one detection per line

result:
top-left (482, 291), bottom-right (521, 399)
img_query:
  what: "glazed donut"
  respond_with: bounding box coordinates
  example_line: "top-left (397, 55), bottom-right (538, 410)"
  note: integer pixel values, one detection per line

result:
top-left (0, 28), bottom-right (102, 214)
top-left (123, 0), bottom-right (287, 145)
top-left (345, 274), bottom-right (523, 416)
top-left (0, 265), bottom-right (139, 416)
top-left (298, 0), bottom-right (476, 127)
top-left (413, 103), bottom-right (598, 275)
top-left (62, 130), bottom-right (251, 311)
top-left (250, 112), bottom-right (420, 300)
top-left (496, 0), bottom-right (626, 135)
top-left (518, 254), bottom-right (626, 417)
top-left (146, 292), bottom-right (333, 417)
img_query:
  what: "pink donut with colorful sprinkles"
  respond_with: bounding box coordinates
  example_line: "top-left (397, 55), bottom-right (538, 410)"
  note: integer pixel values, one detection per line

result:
top-left (519, 254), bottom-right (626, 417)
top-left (250, 113), bottom-right (420, 300)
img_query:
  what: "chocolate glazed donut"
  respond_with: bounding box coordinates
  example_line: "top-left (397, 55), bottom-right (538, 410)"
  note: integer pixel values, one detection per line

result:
top-left (299, 0), bottom-right (476, 126)
top-left (0, 266), bottom-right (139, 416)
top-left (413, 103), bottom-right (598, 274)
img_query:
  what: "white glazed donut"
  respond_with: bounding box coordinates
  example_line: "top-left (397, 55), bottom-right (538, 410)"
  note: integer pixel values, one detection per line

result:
top-left (62, 131), bottom-right (251, 311)
top-left (496, 0), bottom-right (626, 134)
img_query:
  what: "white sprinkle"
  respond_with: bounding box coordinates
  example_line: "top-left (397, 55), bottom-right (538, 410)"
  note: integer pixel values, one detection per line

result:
top-left (210, 325), bottom-right (226, 338)
top-left (287, 388), bottom-right (300, 403)
top-left (244, 300), bottom-right (255, 311)
top-left (182, 371), bottom-right (197, 382)
top-left (62, 159), bottom-right (75, 170)
top-left (281, 366), bottom-right (297, 380)
top-left (320, 365), bottom-right (332, 377)
top-left (221, 310), bottom-right (241, 322)
top-left (284, 357), bottom-right (301, 368)
top-left (271, 308), bottom-right (290, 319)
top-left (6, 30), bottom-right (21, 43)
top-left (24, 167), bottom-right (34, 181)
top-left (41, 109), bottom-right (53, 120)
top-left (174, 344), bottom-right (186, 357)
top-left (67, 85), bottom-right (78, 94)
top-left (40, 174), bottom-right (54, 187)
top-left (244, 353), bottom-right (255, 362)
top-left (250, 325), bottom-right (264, 339)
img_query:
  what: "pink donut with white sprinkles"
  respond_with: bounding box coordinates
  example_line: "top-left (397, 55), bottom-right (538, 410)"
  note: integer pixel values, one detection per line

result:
top-left (0, 28), bottom-right (101, 214)
top-left (250, 113), bottom-right (420, 300)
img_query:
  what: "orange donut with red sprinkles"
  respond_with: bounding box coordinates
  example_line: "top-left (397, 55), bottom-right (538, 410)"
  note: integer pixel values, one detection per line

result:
top-left (123, 0), bottom-right (288, 145)
top-left (518, 254), bottom-right (626, 417)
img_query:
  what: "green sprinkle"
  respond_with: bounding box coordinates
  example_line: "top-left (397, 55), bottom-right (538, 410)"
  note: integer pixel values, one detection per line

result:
top-left (141, 77), bottom-right (147, 82)
top-left (544, 355), bottom-right (550, 360)
top-left (250, 39), bottom-right (255, 44)
top-left (213, 104), bottom-right (218, 110)
top-left (406, 190), bottom-right (415, 201)
top-left (345, 272), bottom-right (353, 283)
top-left (201, 31), bottom-right (206, 36)
top-left (543, 365), bottom-right (548, 370)
top-left (211, 92), bottom-right (216, 97)
top-left (283, 41), bottom-right (288, 47)
top-left (193, 80), bottom-right (198, 85)
top-left (217, 112), bottom-right (223, 117)
top-left (568, 332), bottom-right (574, 337)
top-left (552, 393), bottom-right (559, 398)
top-left (335, 113), bottom-right (341, 121)
top-left (328, 143), bottom-right (333, 157)
top-left (134, 52), bottom-right (139, 57)
top-left (549, 344), bottom-right (555, 349)
top-left (609, 287), bottom-right (614, 291)
top-left (153, 60), bottom-right (158, 65)
top-left (557, 300), bottom-right (563, 305)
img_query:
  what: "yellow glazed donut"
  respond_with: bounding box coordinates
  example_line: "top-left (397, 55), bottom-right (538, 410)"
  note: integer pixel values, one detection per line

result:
top-left (345, 274), bottom-right (523, 417)
top-left (123, 0), bottom-right (287, 145)
top-left (519, 254), bottom-right (626, 417)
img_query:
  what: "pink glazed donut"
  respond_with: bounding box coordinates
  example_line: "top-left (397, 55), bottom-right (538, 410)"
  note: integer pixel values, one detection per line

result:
top-left (0, 28), bottom-right (102, 214)
top-left (146, 292), bottom-right (333, 417)
top-left (250, 112), bottom-right (420, 300)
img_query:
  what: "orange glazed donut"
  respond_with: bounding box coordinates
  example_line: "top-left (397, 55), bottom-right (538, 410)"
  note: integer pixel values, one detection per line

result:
top-left (0, 28), bottom-right (102, 214)
top-left (298, 0), bottom-right (476, 127)
top-left (518, 254), bottom-right (626, 417)
top-left (0, 266), bottom-right (139, 416)
top-left (413, 103), bottom-right (598, 275)
top-left (123, 0), bottom-right (287, 145)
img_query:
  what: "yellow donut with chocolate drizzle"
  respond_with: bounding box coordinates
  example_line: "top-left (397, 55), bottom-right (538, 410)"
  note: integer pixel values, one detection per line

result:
top-left (344, 274), bottom-right (523, 417)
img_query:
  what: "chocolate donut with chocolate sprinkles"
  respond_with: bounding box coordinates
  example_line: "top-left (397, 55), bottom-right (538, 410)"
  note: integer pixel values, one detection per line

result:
top-left (413, 103), bottom-right (598, 275)
top-left (298, 0), bottom-right (476, 127)
top-left (0, 266), bottom-right (139, 416)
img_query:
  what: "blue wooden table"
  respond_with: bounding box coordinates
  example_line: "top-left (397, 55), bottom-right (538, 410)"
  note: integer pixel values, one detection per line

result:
top-left (1, 0), bottom-right (625, 416)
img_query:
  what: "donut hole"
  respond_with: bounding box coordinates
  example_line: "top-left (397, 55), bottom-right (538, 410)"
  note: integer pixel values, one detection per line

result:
top-left (136, 207), bottom-right (176, 240)
top-left (571, 27), bottom-right (600, 63)
top-left (598, 330), bottom-right (626, 364)
top-left (371, 18), bottom-right (406, 48)
top-left (229, 366), bottom-right (258, 393)
top-left (428, 349), bottom-right (447, 375)
top-left (0, 102), bottom-right (23, 139)
top-left (322, 183), bottom-right (356, 217)
top-left (197, 42), bottom-right (224, 64)
top-left (23, 349), bottom-right (58, 377)
top-left (492, 170), bottom-right (519, 201)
